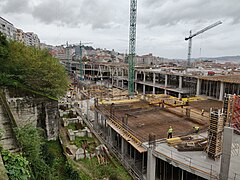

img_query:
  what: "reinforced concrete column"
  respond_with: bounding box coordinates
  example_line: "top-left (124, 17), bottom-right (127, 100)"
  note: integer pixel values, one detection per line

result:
top-left (179, 76), bottom-right (182, 89)
top-left (135, 83), bottom-right (137, 92)
top-left (121, 137), bottom-right (127, 160)
top-left (116, 68), bottom-right (119, 87)
top-left (153, 87), bottom-right (155, 94)
top-left (153, 73), bottom-right (156, 85)
top-left (164, 74), bottom-right (168, 95)
top-left (122, 80), bottom-right (124, 89)
top-left (219, 82), bottom-right (224, 101)
top-left (143, 85), bottom-right (146, 95)
top-left (178, 93), bottom-right (181, 99)
top-left (147, 148), bottom-right (156, 180)
top-left (220, 127), bottom-right (233, 180)
top-left (135, 71), bottom-right (138, 81)
top-left (108, 127), bottom-right (113, 146)
top-left (94, 111), bottom-right (98, 131)
top-left (196, 78), bottom-right (201, 96)
top-left (143, 72), bottom-right (146, 82)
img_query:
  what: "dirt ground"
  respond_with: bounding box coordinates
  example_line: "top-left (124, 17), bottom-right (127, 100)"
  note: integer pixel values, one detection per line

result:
top-left (99, 100), bottom-right (210, 141)
top-left (190, 99), bottom-right (223, 112)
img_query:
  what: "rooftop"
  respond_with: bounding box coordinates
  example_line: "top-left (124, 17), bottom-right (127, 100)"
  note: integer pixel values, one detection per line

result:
top-left (200, 74), bottom-right (240, 84)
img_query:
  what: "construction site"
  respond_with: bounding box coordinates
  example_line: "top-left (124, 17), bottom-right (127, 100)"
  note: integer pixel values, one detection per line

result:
top-left (68, 83), bottom-right (240, 180)
top-left (59, 0), bottom-right (240, 180)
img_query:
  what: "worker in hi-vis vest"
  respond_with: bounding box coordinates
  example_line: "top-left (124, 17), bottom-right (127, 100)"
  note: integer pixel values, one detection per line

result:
top-left (167, 126), bottom-right (173, 139)
top-left (193, 126), bottom-right (200, 134)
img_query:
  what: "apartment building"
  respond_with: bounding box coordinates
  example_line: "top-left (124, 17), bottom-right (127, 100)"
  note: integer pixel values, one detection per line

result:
top-left (16, 28), bottom-right (24, 43)
top-left (0, 16), bottom-right (16, 40)
top-left (24, 32), bottom-right (40, 48)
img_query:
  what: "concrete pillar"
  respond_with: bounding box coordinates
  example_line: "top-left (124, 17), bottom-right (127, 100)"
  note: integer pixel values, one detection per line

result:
top-left (121, 137), bottom-right (127, 160)
top-left (116, 68), bottom-right (119, 87)
top-left (178, 93), bottom-right (181, 99)
top-left (108, 127), bottom-right (113, 146)
top-left (135, 83), bottom-right (137, 92)
top-left (153, 87), bottom-right (155, 94)
top-left (220, 127), bottom-right (233, 180)
top-left (135, 71), bottom-right (138, 81)
top-left (179, 76), bottom-right (182, 89)
top-left (196, 79), bottom-right (201, 96)
top-left (94, 111), bottom-right (98, 131)
top-left (153, 73), bottom-right (156, 85)
top-left (219, 82), bottom-right (224, 101)
top-left (147, 148), bottom-right (156, 180)
top-left (122, 80), bottom-right (124, 89)
top-left (143, 85), bottom-right (146, 94)
top-left (143, 72), bottom-right (146, 82)
top-left (164, 74), bottom-right (168, 95)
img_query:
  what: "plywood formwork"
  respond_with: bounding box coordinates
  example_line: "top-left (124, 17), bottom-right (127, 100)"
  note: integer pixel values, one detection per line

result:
top-left (206, 109), bottom-right (224, 160)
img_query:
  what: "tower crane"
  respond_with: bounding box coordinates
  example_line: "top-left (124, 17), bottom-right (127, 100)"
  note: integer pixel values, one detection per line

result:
top-left (128, 0), bottom-right (137, 96)
top-left (65, 41), bottom-right (92, 80)
top-left (185, 21), bottom-right (222, 67)
top-left (78, 41), bottom-right (92, 81)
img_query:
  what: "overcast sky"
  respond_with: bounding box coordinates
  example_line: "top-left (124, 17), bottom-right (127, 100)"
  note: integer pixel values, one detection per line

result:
top-left (1, 0), bottom-right (240, 59)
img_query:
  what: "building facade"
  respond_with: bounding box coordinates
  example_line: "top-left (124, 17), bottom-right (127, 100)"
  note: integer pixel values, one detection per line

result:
top-left (24, 32), bottom-right (40, 48)
top-left (0, 16), bottom-right (16, 40)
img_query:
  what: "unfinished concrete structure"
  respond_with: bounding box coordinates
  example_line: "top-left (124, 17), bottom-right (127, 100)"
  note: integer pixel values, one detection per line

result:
top-left (64, 61), bottom-right (240, 179)
top-left (66, 61), bottom-right (240, 101)
top-left (90, 97), bottom-right (240, 180)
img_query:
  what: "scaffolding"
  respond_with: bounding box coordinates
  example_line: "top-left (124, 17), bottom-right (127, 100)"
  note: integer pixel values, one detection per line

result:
top-left (206, 109), bottom-right (224, 160)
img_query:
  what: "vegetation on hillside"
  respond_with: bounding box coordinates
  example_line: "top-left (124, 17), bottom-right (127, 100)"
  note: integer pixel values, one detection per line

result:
top-left (0, 32), bottom-right (69, 98)
top-left (1, 149), bottom-right (30, 180)
top-left (14, 124), bottom-right (81, 180)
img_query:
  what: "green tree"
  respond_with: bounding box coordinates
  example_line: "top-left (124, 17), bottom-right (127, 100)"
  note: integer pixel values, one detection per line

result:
top-left (0, 33), bottom-right (69, 98)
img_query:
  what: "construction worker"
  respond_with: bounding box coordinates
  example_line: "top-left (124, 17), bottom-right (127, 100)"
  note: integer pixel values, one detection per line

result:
top-left (201, 109), bottom-right (205, 116)
top-left (167, 126), bottom-right (173, 139)
top-left (193, 126), bottom-right (200, 134)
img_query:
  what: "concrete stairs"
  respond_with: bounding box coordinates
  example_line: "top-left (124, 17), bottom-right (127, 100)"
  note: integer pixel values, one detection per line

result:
top-left (0, 104), bottom-right (19, 152)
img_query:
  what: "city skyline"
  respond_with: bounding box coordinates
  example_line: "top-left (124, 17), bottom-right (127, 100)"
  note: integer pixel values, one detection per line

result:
top-left (1, 0), bottom-right (240, 59)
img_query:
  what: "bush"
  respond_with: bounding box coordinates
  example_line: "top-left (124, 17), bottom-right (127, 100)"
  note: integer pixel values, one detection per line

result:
top-left (1, 149), bottom-right (30, 180)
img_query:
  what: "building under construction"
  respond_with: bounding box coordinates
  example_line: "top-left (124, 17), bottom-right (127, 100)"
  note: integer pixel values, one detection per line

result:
top-left (66, 61), bottom-right (240, 180)
top-left (68, 61), bottom-right (240, 101)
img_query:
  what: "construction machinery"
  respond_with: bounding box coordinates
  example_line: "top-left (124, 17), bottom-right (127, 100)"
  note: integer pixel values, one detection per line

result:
top-left (185, 21), bottom-right (222, 67)
top-left (128, 0), bottom-right (137, 96)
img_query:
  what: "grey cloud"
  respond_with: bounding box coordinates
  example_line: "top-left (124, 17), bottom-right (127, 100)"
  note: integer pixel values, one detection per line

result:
top-left (139, 0), bottom-right (240, 27)
top-left (1, 0), bottom-right (31, 13)
top-left (31, 0), bottom-right (128, 29)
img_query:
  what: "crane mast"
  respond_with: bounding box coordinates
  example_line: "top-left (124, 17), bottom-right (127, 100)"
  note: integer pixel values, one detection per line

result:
top-left (128, 0), bottom-right (137, 96)
top-left (185, 20), bottom-right (222, 67)
top-left (78, 41), bottom-right (92, 81)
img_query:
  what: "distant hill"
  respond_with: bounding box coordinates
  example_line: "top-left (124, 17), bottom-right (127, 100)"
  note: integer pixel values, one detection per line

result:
top-left (196, 56), bottom-right (240, 63)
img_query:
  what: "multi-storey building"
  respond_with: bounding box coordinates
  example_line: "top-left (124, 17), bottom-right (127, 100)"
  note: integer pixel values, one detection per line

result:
top-left (16, 28), bottom-right (24, 43)
top-left (24, 32), bottom-right (40, 48)
top-left (0, 16), bottom-right (16, 40)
